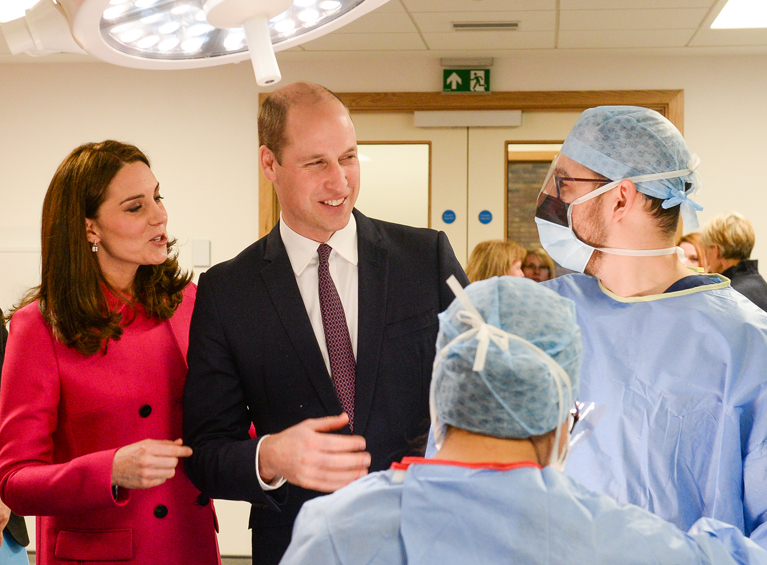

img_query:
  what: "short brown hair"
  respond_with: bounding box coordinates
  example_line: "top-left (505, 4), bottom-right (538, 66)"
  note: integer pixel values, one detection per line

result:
top-left (258, 82), bottom-right (347, 163)
top-left (701, 211), bottom-right (755, 261)
top-left (12, 140), bottom-right (191, 355)
top-left (466, 239), bottom-right (526, 283)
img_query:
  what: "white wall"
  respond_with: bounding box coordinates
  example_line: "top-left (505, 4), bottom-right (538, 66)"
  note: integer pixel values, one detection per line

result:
top-left (2, 50), bottom-right (767, 555)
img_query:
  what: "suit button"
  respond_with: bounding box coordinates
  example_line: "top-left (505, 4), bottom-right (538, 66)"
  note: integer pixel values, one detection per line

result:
top-left (154, 505), bottom-right (168, 519)
top-left (139, 405), bottom-right (152, 418)
top-left (197, 494), bottom-right (210, 506)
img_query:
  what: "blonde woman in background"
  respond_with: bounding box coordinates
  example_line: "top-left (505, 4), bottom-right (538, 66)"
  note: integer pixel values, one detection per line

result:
top-left (522, 247), bottom-right (556, 282)
top-left (466, 239), bottom-right (526, 282)
top-left (702, 211), bottom-right (767, 312)
top-left (677, 232), bottom-right (707, 271)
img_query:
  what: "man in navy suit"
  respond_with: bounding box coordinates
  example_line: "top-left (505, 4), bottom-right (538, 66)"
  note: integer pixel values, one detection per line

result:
top-left (183, 82), bottom-right (468, 564)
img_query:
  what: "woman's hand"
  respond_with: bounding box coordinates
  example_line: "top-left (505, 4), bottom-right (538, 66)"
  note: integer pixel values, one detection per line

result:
top-left (0, 497), bottom-right (10, 546)
top-left (112, 438), bottom-right (192, 490)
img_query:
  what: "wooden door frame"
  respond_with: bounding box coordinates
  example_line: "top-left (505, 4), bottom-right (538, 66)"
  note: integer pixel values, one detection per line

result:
top-left (258, 89), bottom-right (684, 237)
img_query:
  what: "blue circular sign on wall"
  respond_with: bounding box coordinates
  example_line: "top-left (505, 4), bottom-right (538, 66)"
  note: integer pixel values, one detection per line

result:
top-left (478, 210), bottom-right (493, 224)
top-left (442, 210), bottom-right (456, 224)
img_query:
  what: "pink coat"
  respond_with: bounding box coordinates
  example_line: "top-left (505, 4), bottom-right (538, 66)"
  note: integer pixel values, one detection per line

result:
top-left (0, 285), bottom-right (220, 564)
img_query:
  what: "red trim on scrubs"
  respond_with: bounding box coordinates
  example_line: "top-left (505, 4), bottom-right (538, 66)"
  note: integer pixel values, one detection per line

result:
top-left (391, 457), bottom-right (541, 472)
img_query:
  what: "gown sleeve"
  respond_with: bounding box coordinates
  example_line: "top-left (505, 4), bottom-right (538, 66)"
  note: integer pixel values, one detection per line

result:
top-left (688, 517), bottom-right (767, 565)
top-left (279, 500), bottom-right (342, 565)
top-left (0, 306), bottom-right (127, 516)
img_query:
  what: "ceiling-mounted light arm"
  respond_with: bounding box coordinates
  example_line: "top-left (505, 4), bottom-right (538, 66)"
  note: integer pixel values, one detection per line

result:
top-left (241, 16), bottom-right (279, 85)
top-left (204, 0), bottom-right (292, 86)
top-left (1, 0), bottom-right (85, 56)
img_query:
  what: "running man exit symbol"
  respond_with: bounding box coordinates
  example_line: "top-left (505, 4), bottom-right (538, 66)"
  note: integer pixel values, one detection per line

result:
top-left (471, 70), bottom-right (486, 91)
top-left (443, 69), bottom-right (491, 93)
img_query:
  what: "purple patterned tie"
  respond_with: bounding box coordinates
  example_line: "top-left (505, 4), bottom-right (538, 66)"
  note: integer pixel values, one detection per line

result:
top-left (317, 243), bottom-right (356, 431)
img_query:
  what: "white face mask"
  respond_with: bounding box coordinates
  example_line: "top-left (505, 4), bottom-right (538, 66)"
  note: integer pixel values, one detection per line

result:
top-left (535, 158), bottom-right (694, 273)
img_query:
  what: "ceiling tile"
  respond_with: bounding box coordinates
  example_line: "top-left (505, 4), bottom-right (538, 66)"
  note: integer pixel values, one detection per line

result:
top-left (404, 0), bottom-right (555, 12)
top-left (413, 11), bottom-right (555, 33)
top-left (334, 11), bottom-right (418, 33)
top-left (560, 8), bottom-right (709, 30)
top-left (371, 0), bottom-right (408, 13)
top-left (558, 28), bottom-right (695, 48)
top-left (561, 0), bottom-right (713, 8)
top-left (300, 32), bottom-right (427, 51)
top-left (423, 31), bottom-right (554, 50)
top-left (689, 28), bottom-right (767, 46)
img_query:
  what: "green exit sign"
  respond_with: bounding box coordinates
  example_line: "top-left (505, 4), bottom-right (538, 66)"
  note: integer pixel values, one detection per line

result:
top-left (443, 69), bottom-right (491, 93)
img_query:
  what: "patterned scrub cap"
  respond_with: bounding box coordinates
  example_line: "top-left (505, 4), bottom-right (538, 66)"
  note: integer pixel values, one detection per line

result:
top-left (433, 276), bottom-right (581, 439)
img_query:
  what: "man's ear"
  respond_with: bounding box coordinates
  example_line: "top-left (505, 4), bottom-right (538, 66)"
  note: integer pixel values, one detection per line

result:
top-left (710, 244), bottom-right (721, 260)
top-left (260, 146), bottom-right (278, 182)
top-left (612, 179), bottom-right (639, 221)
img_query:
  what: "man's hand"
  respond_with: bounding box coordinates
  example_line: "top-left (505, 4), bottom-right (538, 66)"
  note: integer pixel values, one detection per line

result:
top-left (0, 497), bottom-right (10, 547)
top-left (258, 413), bottom-right (370, 493)
top-left (112, 438), bottom-right (192, 490)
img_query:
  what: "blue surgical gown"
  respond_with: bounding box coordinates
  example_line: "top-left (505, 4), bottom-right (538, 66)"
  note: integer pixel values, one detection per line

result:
top-left (280, 459), bottom-right (767, 565)
top-left (543, 273), bottom-right (767, 548)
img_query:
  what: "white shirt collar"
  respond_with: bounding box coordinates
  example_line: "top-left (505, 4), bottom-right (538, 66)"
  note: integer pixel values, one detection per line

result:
top-left (279, 213), bottom-right (358, 276)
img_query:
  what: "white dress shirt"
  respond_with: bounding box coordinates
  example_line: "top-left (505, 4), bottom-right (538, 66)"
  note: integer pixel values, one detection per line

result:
top-left (279, 213), bottom-right (359, 373)
top-left (256, 214), bottom-right (359, 491)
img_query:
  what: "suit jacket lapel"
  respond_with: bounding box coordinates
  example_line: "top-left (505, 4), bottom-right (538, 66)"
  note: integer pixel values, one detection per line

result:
top-left (261, 223), bottom-right (344, 417)
top-left (353, 211), bottom-right (389, 436)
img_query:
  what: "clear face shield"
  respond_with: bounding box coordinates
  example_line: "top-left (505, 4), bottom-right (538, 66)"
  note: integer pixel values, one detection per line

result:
top-left (535, 154), bottom-right (617, 231)
top-left (534, 154), bottom-right (689, 273)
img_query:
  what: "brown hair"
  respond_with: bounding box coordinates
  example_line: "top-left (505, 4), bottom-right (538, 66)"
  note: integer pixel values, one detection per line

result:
top-left (11, 140), bottom-right (190, 355)
top-left (677, 231), bottom-right (707, 270)
top-left (466, 240), bottom-right (527, 283)
top-left (701, 211), bottom-right (755, 261)
top-left (258, 81), bottom-right (347, 163)
top-left (643, 193), bottom-right (681, 237)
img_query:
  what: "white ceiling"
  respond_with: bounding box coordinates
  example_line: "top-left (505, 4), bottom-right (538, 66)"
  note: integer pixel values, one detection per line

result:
top-left (2, 0), bottom-right (767, 63)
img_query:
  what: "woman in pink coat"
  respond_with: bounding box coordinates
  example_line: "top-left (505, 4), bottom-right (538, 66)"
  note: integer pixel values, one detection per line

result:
top-left (0, 141), bottom-right (220, 564)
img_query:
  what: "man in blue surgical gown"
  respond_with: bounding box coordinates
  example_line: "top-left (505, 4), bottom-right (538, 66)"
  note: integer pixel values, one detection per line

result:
top-left (281, 277), bottom-right (767, 565)
top-left (534, 106), bottom-right (767, 548)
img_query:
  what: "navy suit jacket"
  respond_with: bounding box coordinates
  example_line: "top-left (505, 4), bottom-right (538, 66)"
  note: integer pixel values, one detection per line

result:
top-left (183, 210), bottom-right (468, 563)
top-left (0, 309), bottom-right (29, 548)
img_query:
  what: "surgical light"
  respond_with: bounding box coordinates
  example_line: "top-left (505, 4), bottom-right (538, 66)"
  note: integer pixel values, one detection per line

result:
top-left (2, 0), bottom-right (389, 85)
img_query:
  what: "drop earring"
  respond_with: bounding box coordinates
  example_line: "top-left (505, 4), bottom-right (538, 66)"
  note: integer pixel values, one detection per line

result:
top-left (91, 241), bottom-right (99, 252)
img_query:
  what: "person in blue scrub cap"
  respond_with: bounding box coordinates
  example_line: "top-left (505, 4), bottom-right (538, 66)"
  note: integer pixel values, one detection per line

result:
top-left (281, 276), bottom-right (767, 565)
top-left (535, 106), bottom-right (767, 549)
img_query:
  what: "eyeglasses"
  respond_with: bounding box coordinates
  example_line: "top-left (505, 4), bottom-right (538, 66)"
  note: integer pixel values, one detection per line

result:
top-left (536, 155), bottom-right (613, 228)
top-left (568, 402), bottom-right (580, 434)
top-left (538, 154), bottom-right (612, 202)
top-left (522, 264), bottom-right (550, 273)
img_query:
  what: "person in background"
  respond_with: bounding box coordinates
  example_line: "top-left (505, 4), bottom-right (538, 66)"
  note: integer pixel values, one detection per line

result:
top-left (465, 239), bottom-right (526, 282)
top-left (534, 106), bottom-right (767, 549)
top-left (0, 308), bottom-right (29, 565)
top-left (0, 141), bottom-right (220, 565)
top-left (522, 247), bottom-right (556, 282)
top-left (183, 82), bottom-right (467, 564)
top-left (702, 211), bottom-right (767, 312)
top-left (282, 276), bottom-right (767, 565)
top-left (678, 232), bottom-right (707, 270)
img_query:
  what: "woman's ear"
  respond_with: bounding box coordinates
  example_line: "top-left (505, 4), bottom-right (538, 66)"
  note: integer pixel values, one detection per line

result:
top-left (85, 218), bottom-right (99, 244)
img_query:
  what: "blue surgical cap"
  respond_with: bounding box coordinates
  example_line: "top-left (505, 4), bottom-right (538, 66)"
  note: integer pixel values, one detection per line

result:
top-left (433, 276), bottom-right (581, 439)
top-left (561, 106), bottom-right (703, 229)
